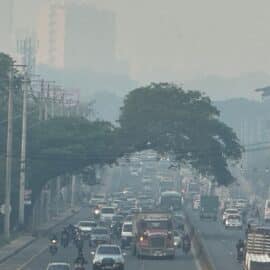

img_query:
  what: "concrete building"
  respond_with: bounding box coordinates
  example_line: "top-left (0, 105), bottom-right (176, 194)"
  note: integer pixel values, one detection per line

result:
top-left (64, 2), bottom-right (116, 73)
top-left (37, 0), bottom-right (65, 68)
top-left (37, 0), bottom-right (122, 74)
top-left (0, 0), bottom-right (14, 54)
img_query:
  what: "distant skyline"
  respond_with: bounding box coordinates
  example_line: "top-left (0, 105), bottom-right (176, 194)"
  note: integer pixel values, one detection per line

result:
top-left (4, 0), bottom-right (270, 99)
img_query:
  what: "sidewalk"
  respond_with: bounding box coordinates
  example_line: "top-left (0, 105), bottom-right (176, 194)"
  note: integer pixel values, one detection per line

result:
top-left (0, 207), bottom-right (80, 264)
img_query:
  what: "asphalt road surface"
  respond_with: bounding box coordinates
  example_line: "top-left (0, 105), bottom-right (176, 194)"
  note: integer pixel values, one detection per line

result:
top-left (188, 208), bottom-right (245, 270)
top-left (8, 208), bottom-right (198, 270)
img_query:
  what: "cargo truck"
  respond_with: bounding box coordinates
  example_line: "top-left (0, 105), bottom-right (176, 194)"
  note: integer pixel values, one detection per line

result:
top-left (244, 226), bottom-right (270, 270)
top-left (199, 195), bottom-right (219, 221)
top-left (132, 211), bottom-right (175, 259)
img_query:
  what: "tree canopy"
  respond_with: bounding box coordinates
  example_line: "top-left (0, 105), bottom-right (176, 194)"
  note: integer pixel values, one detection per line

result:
top-left (27, 117), bottom-right (120, 199)
top-left (119, 82), bottom-right (243, 185)
top-left (0, 53), bottom-right (243, 207)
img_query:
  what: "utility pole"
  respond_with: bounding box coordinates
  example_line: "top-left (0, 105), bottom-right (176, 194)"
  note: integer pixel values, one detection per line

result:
top-left (4, 68), bottom-right (13, 240)
top-left (71, 175), bottom-right (76, 208)
top-left (39, 80), bottom-right (44, 121)
top-left (18, 74), bottom-right (28, 226)
top-left (44, 83), bottom-right (49, 121)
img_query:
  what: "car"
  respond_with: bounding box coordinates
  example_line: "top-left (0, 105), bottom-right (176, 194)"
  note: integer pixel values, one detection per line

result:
top-left (46, 262), bottom-right (71, 270)
top-left (173, 230), bottom-right (182, 248)
top-left (225, 214), bottom-right (243, 229)
top-left (121, 222), bottom-right (133, 248)
top-left (173, 213), bottom-right (185, 231)
top-left (77, 220), bottom-right (97, 237)
top-left (89, 194), bottom-right (106, 207)
top-left (124, 215), bottom-right (133, 222)
top-left (222, 208), bottom-right (240, 223)
top-left (92, 244), bottom-right (125, 270)
top-left (100, 207), bottom-right (116, 223)
top-left (192, 199), bottom-right (200, 210)
top-left (90, 227), bottom-right (111, 247)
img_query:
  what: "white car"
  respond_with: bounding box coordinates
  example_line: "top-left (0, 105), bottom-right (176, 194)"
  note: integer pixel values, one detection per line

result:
top-left (92, 245), bottom-right (125, 270)
top-left (100, 207), bottom-right (115, 223)
top-left (193, 199), bottom-right (200, 210)
top-left (225, 214), bottom-right (242, 229)
top-left (46, 262), bottom-right (71, 270)
top-left (222, 208), bottom-right (240, 223)
top-left (77, 220), bottom-right (97, 236)
top-left (173, 230), bottom-right (182, 248)
top-left (121, 222), bottom-right (133, 248)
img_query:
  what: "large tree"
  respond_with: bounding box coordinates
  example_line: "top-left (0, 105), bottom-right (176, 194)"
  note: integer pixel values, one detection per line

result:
top-left (119, 82), bottom-right (243, 185)
top-left (27, 117), bottom-right (121, 199)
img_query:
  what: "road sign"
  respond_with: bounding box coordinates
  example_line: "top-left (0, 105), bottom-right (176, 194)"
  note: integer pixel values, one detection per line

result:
top-left (24, 189), bottom-right (32, 205)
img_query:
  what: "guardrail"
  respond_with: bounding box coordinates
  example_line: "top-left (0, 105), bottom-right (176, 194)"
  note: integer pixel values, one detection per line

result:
top-left (184, 208), bottom-right (216, 270)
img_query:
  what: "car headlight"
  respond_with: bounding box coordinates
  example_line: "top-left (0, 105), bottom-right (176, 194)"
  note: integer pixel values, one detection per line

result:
top-left (94, 209), bottom-right (100, 215)
top-left (174, 241), bottom-right (178, 246)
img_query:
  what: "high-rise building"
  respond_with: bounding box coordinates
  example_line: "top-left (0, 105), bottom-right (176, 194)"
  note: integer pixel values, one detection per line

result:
top-left (64, 2), bottom-right (116, 73)
top-left (0, 0), bottom-right (14, 54)
top-left (37, 0), bottom-right (121, 74)
top-left (37, 0), bottom-right (65, 68)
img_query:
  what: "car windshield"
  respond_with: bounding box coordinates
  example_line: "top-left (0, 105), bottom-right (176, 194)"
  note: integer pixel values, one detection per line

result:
top-left (97, 246), bottom-right (121, 255)
top-left (79, 221), bottom-right (94, 227)
top-left (226, 209), bottom-right (238, 214)
top-left (101, 208), bottom-right (114, 214)
top-left (143, 220), bottom-right (172, 230)
top-left (113, 216), bottom-right (123, 222)
top-left (228, 215), bottom-right (241, 221)
top-left (48, 265), bottom-right (70, 270)
top-left (92, 228), bottom-right (108, 235)
top-left (123, 224), bottom-right (132, 232)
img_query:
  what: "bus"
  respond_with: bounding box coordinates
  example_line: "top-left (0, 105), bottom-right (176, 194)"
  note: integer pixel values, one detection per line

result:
top-left (159, 191), bottom-right (182, 210)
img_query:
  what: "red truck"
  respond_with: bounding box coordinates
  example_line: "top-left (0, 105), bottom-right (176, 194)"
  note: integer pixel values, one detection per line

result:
top-left (132, 211), bottom-right (175, 259)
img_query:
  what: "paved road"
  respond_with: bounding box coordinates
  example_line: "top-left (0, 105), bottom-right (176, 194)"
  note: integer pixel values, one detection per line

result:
top-left (0, 208), bottom-right (88, 270)
top-left (188, 208), bottom-right (244, 270)
top-left (2, 207), bottom-right (198, 270)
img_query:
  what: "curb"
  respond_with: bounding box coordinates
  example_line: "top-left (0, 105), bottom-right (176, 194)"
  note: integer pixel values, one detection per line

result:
top-left (184, 208), bottom-right (216, 270)
top-left (0, 207), bottom-right (80, 264)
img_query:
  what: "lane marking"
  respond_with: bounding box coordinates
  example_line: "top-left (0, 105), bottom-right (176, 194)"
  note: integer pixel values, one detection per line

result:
top-left (16, 246), bottom-right (48, 270)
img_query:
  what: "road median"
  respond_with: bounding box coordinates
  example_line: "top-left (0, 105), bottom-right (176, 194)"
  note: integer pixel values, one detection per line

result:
top-left (185, 209), bottom-right (216, 270)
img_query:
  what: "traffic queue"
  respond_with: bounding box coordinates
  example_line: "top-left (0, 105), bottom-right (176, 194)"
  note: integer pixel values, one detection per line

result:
top-left (47, 185), bottom-right (190, 270)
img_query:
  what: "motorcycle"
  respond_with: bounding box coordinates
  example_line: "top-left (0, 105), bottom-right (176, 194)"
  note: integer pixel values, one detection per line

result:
top-left (49, 239), bottom-right (58, 255)
top-left (61, 232), bottom-right (69, 248)
top-left (182, 239), bottom-right (191, 254)
top-left (237, 247), bottom-right (244, 262)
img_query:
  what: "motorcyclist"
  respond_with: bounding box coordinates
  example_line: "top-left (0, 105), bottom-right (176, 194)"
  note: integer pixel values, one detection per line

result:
top-left (182, 232), bottom-right (191, 253)
top-left (50, 233), bottom-right (58, 244)
top-left (75, 233), bottom-right (84, 252)
top-left (74, 251), bottom-right (88, 270)
top-left (49, 233), bottom-right (58, 255)
top-left (236, 239), bottom-right (245, 261)
top-left (61, 228), bottom-right (69, 247)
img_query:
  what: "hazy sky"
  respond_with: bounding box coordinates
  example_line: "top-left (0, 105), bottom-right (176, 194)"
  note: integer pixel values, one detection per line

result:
top-left (11, 0), bottom-right (270, 99)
